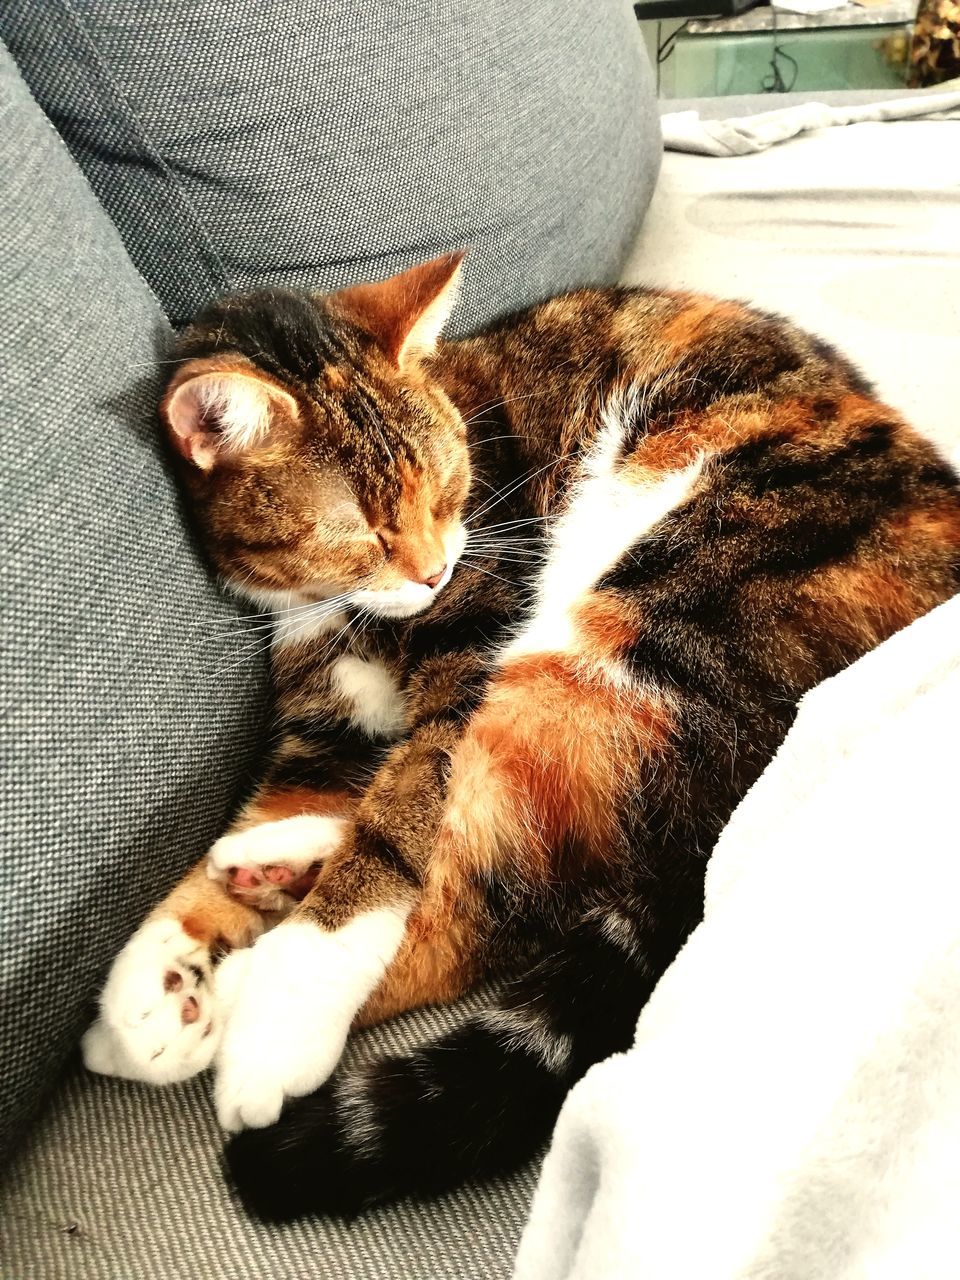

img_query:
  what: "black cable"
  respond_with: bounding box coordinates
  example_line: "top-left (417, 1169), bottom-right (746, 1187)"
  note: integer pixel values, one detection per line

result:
top-left (761, 8), bottom-right (799, 93)
top-left (658, 18), bottom-right (692, 64)
top-left (762, 43), bottom-right (799, 90)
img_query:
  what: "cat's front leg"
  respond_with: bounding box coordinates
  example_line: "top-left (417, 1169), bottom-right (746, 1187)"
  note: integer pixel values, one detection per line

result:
top-left (212, 721), bottom-right (458, 1131)
top-left (213, 879), bottom-right (413, 1132)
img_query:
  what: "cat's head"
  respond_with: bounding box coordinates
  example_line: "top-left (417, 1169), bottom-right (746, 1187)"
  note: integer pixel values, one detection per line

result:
top-left (161, 254), bottom-right (469, 620)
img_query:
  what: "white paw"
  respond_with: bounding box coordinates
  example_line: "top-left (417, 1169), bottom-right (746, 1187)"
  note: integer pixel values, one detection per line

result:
top-left (82, 918), bottom-right (221, 1085)
top-left (214, 909), bottom-right (408, 1132)
top-left (207, 815), bottom-right (349, 910)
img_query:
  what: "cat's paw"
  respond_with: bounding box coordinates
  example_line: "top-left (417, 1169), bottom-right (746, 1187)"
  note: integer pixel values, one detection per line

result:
top-left (82, 918), bottom-right (220, 1085)
top-left (213, 910), bottom-right (406, 1133)
top-left (213, 923), bottom-right (352, 1132)
top-left (207, 815), bottom-right (349, 911)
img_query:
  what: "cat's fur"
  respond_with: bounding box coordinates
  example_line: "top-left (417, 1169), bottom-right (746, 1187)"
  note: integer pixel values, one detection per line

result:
top-left (83, 255), bottom-right (960, 1219)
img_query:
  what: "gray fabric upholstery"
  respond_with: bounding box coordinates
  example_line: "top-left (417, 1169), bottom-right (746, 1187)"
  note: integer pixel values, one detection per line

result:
top-left (0, 46), bottom-right (268, 1157)
top-left (0, 988), bottom-right (537, 1280)
top-left (1, 0), bottom-right (661, 331)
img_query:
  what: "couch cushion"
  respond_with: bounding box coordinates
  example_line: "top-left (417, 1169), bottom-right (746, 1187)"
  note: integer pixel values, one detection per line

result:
top-left (0, 0), bottom-right (661, 331)
top-left (0, 990), bottom-right (538, 1280)
top-left (0, 44), bottom-right (268, 1158)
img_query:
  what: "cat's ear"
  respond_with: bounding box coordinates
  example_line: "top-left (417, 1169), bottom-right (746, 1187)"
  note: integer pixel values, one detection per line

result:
top-left (161, 361), bottom-right (300, 471)
top-left (332, 252), bottom-right (464, 370)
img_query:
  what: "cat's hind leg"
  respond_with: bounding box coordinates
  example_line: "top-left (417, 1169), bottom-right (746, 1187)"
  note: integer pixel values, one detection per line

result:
top-left (207, 812), bottom-right (350, 911)
top-left (82, 861), bottom-right (264, 1084)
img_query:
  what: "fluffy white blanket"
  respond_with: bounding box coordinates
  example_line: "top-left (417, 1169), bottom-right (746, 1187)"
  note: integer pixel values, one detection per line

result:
top-left (514, 591), bottom-right (960, 1279)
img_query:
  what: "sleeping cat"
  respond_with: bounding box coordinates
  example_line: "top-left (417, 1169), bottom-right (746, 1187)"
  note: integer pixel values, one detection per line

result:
top-left (83, 254), bottom-right (960, 1219)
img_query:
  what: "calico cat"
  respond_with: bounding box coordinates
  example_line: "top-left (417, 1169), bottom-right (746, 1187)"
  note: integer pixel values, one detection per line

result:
top-left (83, 254), bottom-right (960, 1219)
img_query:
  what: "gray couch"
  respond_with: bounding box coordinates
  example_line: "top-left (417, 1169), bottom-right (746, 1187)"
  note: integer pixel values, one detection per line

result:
top-left (0, 4), bottom-right (659, 1276)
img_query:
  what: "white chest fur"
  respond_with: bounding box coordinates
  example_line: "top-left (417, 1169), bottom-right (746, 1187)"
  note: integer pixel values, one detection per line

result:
top-left (329, 654), bottom-right (406, 739)
top-left (501, 405), bottom-right (704, 664)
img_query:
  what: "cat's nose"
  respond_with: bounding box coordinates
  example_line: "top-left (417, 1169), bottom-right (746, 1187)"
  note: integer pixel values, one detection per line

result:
top-left (420, 565), bottom-right (447, 589)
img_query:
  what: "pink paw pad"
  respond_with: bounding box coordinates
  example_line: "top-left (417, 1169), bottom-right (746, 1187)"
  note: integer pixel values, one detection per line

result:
top-left (229, 866), bottom-right (261, 889)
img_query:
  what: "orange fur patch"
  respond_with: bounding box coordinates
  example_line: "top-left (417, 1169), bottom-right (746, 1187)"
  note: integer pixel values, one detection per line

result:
top-left (323, 365), bottom-right (348, 391)
top-left (355, 898), bottom-right (482, 1026)
top-left (660, 297), bottom-right (746, 352)
top-left (163, 864), bottom-right (265, 950)
top-left (805, 561), bottom-right (932, 650)
top-left (889, 504), bottom-right (960, 550)
top-left (432, 655), bottom-right (673, 891)
top-left (238, 786), bottom-right (356, 828)
top-left (572, 592), bottom-right (641, 661)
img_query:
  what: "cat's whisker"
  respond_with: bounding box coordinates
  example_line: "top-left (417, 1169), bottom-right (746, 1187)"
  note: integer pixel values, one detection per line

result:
top-left (466, 520), bottom-right (550, 538)
top-left (461, 391), bottom-right (554, 430)
top-left (461, 545), bottom-right (543, 562)
top-left (467, 432), bottom-right (536, 447)
top-left (473, 515), bottom-right (554, 532)
top-left (465, 456), bottom-right (560, 526)
top-left (462, 553), bottom-right (541, 565)
top-left (127, 356), bottom-right (194, 368)
top-left (467, 525), bottom-right (551, 542)
top-left (197, 622), bottom-right (277, 645)
top-left (214, 598), bottom-right (361, 674)
top-left (208, 632), bottom-right (279, 679)
top-left (310, 611), bottom-right (366, 666)
top-left (468, 459), bottom-right (559, 515)
top-left (205, 594), bottom-right (357, 633)
top-left (240, 587), bottom-right (361, 619)
top-left (464, 535), bottom-right (542, 549)
top-left (199, 588), bottom-right (367, 649)
top-left (464, 535), bottom-right (546, 551)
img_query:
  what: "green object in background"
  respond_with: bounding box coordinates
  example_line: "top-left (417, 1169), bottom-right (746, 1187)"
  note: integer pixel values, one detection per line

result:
top-left (659, 23), bottom-right (911, 96)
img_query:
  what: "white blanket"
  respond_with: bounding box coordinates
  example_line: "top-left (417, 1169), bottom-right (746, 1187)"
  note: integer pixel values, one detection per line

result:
top-left (661, 84), bottom-right (960, 156)
top-left (514, 591), bottom-right (960, 1279)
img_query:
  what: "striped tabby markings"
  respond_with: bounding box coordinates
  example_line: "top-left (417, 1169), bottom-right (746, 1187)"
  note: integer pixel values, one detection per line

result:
top-left (480, 1004), bottom-right (574, 1075)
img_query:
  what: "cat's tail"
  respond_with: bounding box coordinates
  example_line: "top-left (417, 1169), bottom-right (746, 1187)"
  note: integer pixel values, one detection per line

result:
top-left (225, 899), bottom-right (688, 1220)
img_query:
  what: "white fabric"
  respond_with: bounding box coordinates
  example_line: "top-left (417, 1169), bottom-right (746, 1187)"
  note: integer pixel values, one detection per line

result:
top-left (661, 86), bottom-right (960, 157)
top-left (515, 592), bottom-right (960, 1280)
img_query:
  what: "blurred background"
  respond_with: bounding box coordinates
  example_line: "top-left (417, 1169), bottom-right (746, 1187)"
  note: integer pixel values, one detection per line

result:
top-left (635, 0), bottom-right (959, 97)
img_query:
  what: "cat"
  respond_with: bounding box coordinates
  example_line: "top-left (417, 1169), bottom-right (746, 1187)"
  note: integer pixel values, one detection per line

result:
top-left (82, 253), bottom-right (960, 1219)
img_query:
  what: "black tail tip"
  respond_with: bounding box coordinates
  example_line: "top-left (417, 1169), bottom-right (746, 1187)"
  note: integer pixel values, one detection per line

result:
top-left (224, 1125), bottom-right (298, 1222)
top-left (223, 1091), bottom-right (373, 1222)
